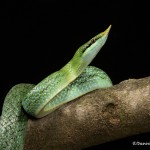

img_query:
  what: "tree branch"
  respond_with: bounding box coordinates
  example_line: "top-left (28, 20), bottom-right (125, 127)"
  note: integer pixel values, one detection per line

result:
top-left (24, 77), bottom-right (150, 150)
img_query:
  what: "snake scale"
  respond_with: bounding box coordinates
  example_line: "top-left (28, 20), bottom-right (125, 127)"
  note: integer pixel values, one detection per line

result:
top-left (0, 25), bottom-right (112, 149)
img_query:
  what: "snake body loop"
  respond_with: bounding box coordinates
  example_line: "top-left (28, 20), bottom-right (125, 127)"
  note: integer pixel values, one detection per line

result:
top-left (0, 25), bottom-right (112, 149)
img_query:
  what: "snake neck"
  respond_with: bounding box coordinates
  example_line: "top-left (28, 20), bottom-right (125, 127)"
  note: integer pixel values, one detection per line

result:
top-left (60, 58), bottom-right (85, 82)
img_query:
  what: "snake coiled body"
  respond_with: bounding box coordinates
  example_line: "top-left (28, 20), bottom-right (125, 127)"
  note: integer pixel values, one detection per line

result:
top-left (0, 26), bottom-right (112, 149)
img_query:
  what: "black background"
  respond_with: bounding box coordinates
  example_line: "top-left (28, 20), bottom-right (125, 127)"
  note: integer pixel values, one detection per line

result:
top-left (0, 1), bottom-right (150, 149)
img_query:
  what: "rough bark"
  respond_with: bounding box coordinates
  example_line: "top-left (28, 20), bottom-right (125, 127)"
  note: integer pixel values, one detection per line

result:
top-left (24, 77), bottom-right (150, 150)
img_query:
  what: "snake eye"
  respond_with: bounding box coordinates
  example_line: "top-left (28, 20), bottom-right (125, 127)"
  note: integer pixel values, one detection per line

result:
top-left (91, 38), bottom-right (96, 43)
top-left (82, 39), bottom-right (95, 54)
top-left (82, 48), bottom-right (86, 53)
top-left (87, 38), bottom-right (96, 48)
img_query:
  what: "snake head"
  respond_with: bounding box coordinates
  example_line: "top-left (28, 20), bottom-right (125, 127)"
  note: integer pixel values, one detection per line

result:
top-left (69, 25), bottom-right (111, 75)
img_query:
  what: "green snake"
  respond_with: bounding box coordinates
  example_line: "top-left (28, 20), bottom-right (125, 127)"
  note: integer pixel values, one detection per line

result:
top-left (0, 25), bottom-right (112, 149)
